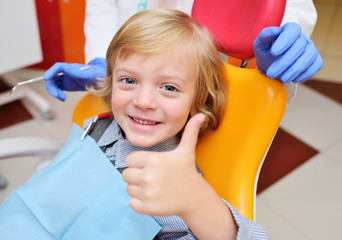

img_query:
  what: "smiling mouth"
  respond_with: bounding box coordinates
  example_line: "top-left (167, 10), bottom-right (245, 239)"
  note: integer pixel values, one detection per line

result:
top-left (131, 117), bottom-right (159, 125)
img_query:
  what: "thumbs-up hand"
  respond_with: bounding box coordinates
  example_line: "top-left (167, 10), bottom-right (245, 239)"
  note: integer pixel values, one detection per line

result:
top-left (122, 113), bottom-right (205, 217)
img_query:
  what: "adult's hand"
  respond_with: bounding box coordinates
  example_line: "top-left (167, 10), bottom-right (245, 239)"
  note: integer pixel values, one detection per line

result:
top-left (44, 58), bottom-right (106, 101)
top-left (254, 22), bottom-right (323, 83)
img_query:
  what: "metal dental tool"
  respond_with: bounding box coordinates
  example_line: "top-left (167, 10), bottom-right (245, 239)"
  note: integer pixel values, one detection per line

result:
top-left (10, 66), bottom-right (90, 93)
top-left (10, 73), bottom-right (65, 93)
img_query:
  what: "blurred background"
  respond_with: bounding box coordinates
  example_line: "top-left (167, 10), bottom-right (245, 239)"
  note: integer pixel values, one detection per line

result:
top-left (0, 0), bottom-right (341, 239)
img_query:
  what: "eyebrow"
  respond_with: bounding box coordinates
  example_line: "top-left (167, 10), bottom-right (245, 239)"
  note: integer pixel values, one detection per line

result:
top-left (114, 68), bottom-right (138, 76)
top-left (114, 67), bottom-right (188, 84)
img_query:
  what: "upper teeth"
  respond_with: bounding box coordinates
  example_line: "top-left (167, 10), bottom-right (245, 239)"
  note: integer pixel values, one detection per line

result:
top-left (133, 118), bottom-right (156, 125)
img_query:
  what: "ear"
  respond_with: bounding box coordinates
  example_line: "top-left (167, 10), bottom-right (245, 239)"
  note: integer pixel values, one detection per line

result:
top-left (190, 106), bottom-right (198, 117)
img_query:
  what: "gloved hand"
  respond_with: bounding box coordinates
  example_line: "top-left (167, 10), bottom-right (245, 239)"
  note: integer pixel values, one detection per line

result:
top-left (44, 57), bottom-right (106, 101)
top-left (254, 22), bottom-right (323, 83)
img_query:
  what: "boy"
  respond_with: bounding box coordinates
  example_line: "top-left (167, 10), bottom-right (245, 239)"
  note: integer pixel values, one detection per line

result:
top-left (87, 9), bottom-right (269, 239)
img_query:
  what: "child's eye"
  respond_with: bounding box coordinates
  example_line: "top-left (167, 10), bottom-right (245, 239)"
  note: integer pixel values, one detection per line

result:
top-left (162, 85), bottom-right (177, 92)
top-left (121, 78), bottom-right (136, 85)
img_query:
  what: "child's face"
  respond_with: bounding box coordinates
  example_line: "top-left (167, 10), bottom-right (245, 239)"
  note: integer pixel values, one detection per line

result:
top-left (111, 48), bottom-right (197, 147)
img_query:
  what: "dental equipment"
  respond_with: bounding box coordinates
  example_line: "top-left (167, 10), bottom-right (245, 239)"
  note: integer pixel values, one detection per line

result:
top-left (10, 66), bottom-right (90, 93)
top-left (10, 73), bottom-right (64, 93)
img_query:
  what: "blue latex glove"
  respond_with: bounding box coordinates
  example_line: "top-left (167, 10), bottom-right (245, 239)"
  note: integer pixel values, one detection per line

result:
top-left (254, 22), bottom-right (323, 83)
top-left (44, 58), bottom-right (106, 101)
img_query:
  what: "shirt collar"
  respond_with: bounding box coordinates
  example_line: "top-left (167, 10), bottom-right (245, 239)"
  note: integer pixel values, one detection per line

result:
top-left (97, 119), bottom-right (123, 147)
top-left (83, 116), bottom-right (123, 147)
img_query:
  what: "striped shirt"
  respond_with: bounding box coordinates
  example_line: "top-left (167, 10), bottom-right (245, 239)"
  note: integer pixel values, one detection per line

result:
top-left (84, 117), bottom-right (270, 239)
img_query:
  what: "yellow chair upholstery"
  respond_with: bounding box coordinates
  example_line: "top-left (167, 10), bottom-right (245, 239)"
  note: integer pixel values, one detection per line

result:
top-left (72, 93), bottom-right (110, 127)
top-left (72, 62), bottom-right (287, 220)
top-left (197, 63), bottom-right (287, 219)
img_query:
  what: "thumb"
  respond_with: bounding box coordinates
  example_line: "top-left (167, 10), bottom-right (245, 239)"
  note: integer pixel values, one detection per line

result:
top-left (177, 113), bottom-right (205, 153)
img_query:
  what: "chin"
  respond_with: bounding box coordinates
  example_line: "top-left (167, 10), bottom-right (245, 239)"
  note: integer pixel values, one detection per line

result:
top-left (127, 137), bottom-right (159, 148)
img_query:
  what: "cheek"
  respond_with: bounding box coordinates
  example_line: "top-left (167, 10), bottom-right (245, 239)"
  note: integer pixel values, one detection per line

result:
top-left (111, 90), bottom-right (125, 113)
top-left (164, 100), bottom-right (192, 128)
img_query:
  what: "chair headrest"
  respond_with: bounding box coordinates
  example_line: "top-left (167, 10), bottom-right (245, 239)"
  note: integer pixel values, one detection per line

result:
top-left (191, 0), bottom-right (286, 60)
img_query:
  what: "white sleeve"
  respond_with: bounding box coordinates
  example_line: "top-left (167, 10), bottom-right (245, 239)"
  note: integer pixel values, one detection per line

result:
top-left (282, 0), bottom-right (317, 37)
top-left (281, 0), bottom-right (317, 104)
top-left (84, 0), bottom-right (120, 64)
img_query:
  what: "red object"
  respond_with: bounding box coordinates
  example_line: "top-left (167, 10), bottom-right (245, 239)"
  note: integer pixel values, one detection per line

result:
top-left (98, 111), bottom-right (113, 119)
top-left (192, 0), bottom-right (286, 60)
top-left (31, 0), bottom-right (64, 69)
top-left (30, 0), bottom-right (86, 70)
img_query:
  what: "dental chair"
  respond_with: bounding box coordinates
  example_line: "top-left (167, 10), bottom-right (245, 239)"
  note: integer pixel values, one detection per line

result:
top-left (191, 0), bottom-right (287, 219)
top-left (0, 0), bottom-right (287, 221)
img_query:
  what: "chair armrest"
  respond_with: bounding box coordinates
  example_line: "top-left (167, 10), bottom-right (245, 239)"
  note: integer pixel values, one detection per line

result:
top-left (0, 137), bottom-right (62, 161)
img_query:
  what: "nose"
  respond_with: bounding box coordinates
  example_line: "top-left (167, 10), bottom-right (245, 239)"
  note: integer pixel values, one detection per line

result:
top-left (133, 87), bottom-right (157, 110)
